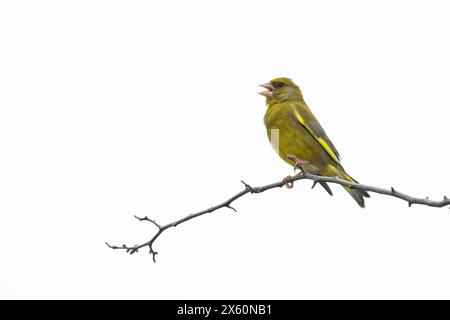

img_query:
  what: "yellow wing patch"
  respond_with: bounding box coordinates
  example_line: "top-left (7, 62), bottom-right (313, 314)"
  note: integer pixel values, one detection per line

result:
top-left (293, 109), bottom-right (340, 163)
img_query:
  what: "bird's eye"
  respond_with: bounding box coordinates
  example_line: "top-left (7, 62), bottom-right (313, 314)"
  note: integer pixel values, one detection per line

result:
top-left (273, 82), bottom-right (284, 88)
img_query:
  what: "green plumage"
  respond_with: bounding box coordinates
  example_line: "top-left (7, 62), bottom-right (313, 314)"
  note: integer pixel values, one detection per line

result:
top-left (261, 77), bottom-right (369, 207)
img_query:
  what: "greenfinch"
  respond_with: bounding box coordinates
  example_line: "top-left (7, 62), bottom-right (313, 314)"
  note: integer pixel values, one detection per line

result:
top-left (260, 77), bottom-right (369, 207)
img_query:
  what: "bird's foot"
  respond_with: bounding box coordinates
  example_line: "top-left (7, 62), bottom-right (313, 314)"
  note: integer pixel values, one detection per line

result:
top-left (284, 155), bottom-right (309, 188)
top-left (286, 154), bottom-right (309, 174)
top-left (283, 175), bottom-right (295, 189)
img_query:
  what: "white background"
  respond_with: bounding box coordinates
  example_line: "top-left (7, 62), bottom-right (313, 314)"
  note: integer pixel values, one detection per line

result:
top-left (1, 0), bottom-right (450, 299)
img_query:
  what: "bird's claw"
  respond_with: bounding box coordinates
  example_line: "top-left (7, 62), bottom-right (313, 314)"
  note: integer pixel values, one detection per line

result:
top-left (284, 155), bottom-right (310, 188)
top-left (287, 154), bottom-right (309, 173)
top-left (284, 175), bottom-right (294, 188)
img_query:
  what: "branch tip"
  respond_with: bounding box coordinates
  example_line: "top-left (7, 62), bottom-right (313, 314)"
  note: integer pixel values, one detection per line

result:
top-left (133, 214), bottom-right (161, 228)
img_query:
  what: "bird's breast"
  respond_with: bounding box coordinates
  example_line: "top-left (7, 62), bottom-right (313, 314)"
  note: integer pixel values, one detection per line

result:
top-left (263, 103), bottom-right (328, 172)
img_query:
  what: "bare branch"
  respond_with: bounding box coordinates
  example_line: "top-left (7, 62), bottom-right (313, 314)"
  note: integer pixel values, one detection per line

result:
top-left (133, 215), bottom-right (161, 229)
top-left (107, 169), bottom-right (449, 261)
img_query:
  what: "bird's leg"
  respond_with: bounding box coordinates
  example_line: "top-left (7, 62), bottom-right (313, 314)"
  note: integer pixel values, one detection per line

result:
top-left (287, 154), bottom-right (309, 175)
top-left (283, 154), bottom-right (309, 188)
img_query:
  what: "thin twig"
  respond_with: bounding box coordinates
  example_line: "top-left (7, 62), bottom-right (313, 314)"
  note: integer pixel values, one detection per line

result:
top-left (106, 167), bottom-right (450, 261)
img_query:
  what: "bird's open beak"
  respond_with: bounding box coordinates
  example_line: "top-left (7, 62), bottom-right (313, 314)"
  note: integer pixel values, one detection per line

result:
top-left (258, 83), bottom-right (274, 98)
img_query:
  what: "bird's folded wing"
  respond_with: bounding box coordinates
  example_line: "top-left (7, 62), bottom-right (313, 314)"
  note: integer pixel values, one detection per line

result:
top-left (291, 103), bottom-right (341, 163)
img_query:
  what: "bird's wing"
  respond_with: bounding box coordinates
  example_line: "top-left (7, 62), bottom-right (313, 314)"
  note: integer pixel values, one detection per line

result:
top-left (291, 103), bottom-right (341, 163)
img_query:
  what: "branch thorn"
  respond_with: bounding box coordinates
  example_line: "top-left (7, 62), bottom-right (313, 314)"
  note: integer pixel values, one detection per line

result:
top-left (241, 180), bottom-right (254, 193)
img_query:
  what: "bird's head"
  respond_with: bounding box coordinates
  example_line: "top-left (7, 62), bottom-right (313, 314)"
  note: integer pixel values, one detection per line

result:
top-left (259, 77), bottom-right (303, 104)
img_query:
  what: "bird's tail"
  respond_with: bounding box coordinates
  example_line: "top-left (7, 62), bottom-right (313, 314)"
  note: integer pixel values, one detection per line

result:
top-left (328, 165), bottom-right (370, 208)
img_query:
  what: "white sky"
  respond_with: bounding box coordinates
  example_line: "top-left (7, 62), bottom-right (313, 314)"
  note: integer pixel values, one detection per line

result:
top-left (1, 0), bottom-right (450, 299)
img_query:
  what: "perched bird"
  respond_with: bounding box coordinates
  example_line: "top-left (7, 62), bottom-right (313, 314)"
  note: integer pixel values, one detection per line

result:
top-left (259, 77), bottom-right (369, 207)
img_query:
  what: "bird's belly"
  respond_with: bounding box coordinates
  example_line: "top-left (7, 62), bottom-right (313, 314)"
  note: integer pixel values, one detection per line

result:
top-left (267, 120), bottom-right (328, 173)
